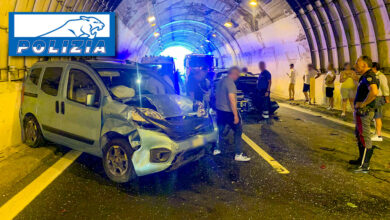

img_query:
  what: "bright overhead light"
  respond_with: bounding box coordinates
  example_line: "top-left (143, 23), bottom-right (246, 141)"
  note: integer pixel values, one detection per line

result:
top-left (150, 23), bottom-right (156, 27)
top-left (153, 32), bottom-right (160, 37)
top-left (249, 0), bottom-right (258, 6)
top-left (205, 39), bottom-right (210, 43)
top-left (212, 33), bottom-right (217, 38)
top-left (224, 22), bottom-right (233, 28)
top-left (147, 16), bottom-right (156, 23)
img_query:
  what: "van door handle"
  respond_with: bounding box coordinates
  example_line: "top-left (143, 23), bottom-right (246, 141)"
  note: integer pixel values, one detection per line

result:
top-left (55, 101), bottom-right (59, 113)
top-left (61, 102), bottom-right (65, 114)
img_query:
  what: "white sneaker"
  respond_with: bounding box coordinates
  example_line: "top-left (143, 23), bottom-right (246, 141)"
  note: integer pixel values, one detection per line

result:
top-left (371, 135), bottom-right (383, 142)
top-left (235, 153), bottom-right (251, 162)
top-left (213, 149), bottom-right (221, 156)
top-left (262, 111), bottom-right (269, 119)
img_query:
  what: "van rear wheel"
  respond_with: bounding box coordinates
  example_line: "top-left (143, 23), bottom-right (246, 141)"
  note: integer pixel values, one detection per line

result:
top-left (23, 115), bottom-right (44, 148)
top-left (102, 138), bottom-right (136, 183)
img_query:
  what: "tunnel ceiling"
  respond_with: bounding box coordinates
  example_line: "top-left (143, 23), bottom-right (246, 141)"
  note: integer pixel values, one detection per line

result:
top-left (115, 0), bottom-right (390, 72)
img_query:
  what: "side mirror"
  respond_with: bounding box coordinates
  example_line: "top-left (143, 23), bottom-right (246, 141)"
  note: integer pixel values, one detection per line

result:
top-left (86, 94), bottom-right (95, 106)
top-left (111, 86), bottom-right (135, 100)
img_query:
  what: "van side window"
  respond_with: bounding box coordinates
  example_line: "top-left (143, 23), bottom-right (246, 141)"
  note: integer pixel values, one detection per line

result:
top-left (29, 68), bottom-right (42, 85)
top-left (67, 69), bottom-right (100, 107)
top-left (41, 67), bottom-right (63, 96)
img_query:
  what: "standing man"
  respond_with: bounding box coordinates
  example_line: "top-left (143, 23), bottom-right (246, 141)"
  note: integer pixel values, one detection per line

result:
top-left (325, 64), bottom-right (336, 110)
top-left (257, 61), bottom-right (272, 119)
top-left (286, 64), bottom-right (296, 100)
top-left (303, 64), bottom-right (320, 104)
top-left (371, 62), bottom-right (389, 142)
top-left (187, 67), bottom-right (208, 103)
top-left (214, 66), bottom-right (251, 162)
top-left (349, 56), bottom-right (379, 173)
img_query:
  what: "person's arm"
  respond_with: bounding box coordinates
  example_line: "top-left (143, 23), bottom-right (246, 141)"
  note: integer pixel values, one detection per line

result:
top-left (265, 79), bottom-right (271, 97)
top-left (228, 93), bottom-right (239, 124)
top-left (380, 75), bottom-right (389, 103)
top-left (315, 70), bottom-right (321, 79)
top-left (340, 72), bottom-right (346, 83)
top-left (358, 84), bottom-right (378, 108)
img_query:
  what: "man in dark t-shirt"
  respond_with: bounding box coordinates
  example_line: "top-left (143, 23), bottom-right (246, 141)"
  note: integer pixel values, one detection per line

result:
top-left (257, 61), bottom-right (272, 119)
top-left (350, 56), bottom-right (379, 173)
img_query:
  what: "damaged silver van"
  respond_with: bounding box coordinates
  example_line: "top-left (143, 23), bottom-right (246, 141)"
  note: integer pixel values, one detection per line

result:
top-left (20, 60), bottom-right (218, 183)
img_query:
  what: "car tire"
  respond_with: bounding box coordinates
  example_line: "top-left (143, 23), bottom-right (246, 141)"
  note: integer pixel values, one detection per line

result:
top-left (102, 138), bottom-right (136, 183)
top-left (23, 115), bottom-right (45, 148)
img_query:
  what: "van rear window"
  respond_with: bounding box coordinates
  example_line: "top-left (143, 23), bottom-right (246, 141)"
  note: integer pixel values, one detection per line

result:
top-left (41, 67), bottom-right (63, 96)
top-left (29, 68), bottom-right (42, 85)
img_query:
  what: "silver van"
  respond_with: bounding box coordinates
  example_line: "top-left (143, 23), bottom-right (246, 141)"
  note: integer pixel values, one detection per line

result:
top-left (20, 60), bottom-right (218, 183)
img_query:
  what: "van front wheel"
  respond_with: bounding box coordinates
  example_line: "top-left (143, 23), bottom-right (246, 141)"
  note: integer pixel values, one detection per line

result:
top-left (102, 138), bottom-right (136, 183)
top-left (23, 115), bottom-right (44, 148)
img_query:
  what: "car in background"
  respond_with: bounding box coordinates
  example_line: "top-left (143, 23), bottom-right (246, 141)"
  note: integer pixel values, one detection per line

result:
top-left (20, 60), bottom-right (218, 183)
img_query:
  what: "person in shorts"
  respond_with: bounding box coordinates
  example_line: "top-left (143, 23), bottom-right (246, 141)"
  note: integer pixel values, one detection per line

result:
top-left (371, 62), bottom-right (389, 142)
top-left (325, 64), bottom-right (336, 110)
top-left (286, 64), bottom-right (296, 100)
top-left (340, 63), bottom-right (358, 117)
top-left (303, 64), bottom-right (320, 104)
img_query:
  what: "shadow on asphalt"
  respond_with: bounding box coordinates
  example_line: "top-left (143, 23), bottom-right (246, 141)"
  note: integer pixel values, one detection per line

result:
top-left (73, 146), bottom-right (245, 197)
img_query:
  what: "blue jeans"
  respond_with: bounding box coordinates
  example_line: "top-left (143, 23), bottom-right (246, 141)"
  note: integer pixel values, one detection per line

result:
top-left (215, 110), bottom-right (243, 154)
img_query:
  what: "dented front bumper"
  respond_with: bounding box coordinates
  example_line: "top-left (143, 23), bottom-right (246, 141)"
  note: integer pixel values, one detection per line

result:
top-left (130, 128), bottom-right (218, 177)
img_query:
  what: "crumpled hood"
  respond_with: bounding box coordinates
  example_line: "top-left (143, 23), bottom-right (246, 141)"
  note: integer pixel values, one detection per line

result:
top-left (138, 94), bottom-right (194, 118)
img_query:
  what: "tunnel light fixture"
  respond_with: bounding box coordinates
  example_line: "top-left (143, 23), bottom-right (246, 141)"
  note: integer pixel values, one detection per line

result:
top-left (205, 39), bottom-right (210, 43)
top-left (249, 0), bottom-right (258, 7)
top-left (147, 16), bottom-right (156, 23)
top-left (154, 32), bottom-right (160, 37)
top-left (224, 22), bottom-right (233, 28)
top-left (212, 33), bottom-right (217, 38)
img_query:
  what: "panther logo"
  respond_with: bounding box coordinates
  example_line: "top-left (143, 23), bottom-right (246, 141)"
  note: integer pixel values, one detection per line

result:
top-left (38, 16), bottom-right (105, 39)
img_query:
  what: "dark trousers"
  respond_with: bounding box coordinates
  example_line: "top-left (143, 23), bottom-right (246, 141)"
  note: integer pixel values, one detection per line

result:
top-left (257, 89), bottom-right (270, 114)
top-left (215, 110), bottom-right (242, 154)
top-left (354, 111), bottom-right (374, 150)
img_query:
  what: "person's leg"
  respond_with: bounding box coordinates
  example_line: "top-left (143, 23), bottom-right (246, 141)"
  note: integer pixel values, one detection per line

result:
top-left (375, 118), bottom-right (382, 137)
top-left (349, 98), bottom-right (355, 112)
top-left (342, 99), bottom-right (347, 115)
top-left (355, 112), bottom-right (375, 172)
top-left (231, 119), bottom-right (243, 155)
top-left (215, 111), bottom-right (227, 153)
top-left (330, 97), bottom-right (334, 108)
top-left (291, 84), bottom-right (295, 100)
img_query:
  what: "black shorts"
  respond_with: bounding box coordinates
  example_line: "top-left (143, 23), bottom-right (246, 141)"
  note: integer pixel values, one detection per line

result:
top-left (326, 87), bottom-right (334, 98)
top-left (303, 84), bottom-right (310, 92)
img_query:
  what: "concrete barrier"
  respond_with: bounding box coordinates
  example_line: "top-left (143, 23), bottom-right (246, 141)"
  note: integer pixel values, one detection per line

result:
top-left (0, 82), bottom-right (22, 151)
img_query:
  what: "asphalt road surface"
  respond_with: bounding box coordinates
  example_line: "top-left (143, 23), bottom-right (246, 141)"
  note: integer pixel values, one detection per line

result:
top-left (2, 106), bottom-right (390, 219)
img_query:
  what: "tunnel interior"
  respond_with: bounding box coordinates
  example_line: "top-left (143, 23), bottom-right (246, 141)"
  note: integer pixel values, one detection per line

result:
top-left (0, 0), bottom-right (390, 149)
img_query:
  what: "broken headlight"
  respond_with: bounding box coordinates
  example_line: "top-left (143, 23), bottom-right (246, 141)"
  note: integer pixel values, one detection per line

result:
top-left (131, 108), bottom-right (164, 122)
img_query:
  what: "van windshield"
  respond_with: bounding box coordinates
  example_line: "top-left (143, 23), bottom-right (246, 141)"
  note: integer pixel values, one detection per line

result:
top-left (96, 68), bottom-right (175, 96)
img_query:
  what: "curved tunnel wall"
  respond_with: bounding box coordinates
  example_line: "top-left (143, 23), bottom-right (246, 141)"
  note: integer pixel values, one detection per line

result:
top-left (0, 0), bottom-right (390, 150)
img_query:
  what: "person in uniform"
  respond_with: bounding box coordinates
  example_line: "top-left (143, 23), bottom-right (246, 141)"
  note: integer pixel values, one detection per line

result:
top-left (349, 56), bottom-right (379, 173)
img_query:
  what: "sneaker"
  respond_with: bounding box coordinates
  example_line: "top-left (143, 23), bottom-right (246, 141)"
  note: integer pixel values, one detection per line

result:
top-left (371, 135), bottom-right (383, 142)
top-left (235, 153), bottom-right (251, 162)
top-left (262, 111), bottom-right (269, 119)
top-left (213, 149), bottom-right (221, 156)
top-left (354, 165), bottom-right (370, 173)
top-left (341, 112), bottom-right (346, 117)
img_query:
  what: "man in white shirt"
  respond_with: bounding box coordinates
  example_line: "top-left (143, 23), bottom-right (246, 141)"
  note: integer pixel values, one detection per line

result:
top-left (286, 64), bottom-right (296, 100)
top-left (303, 64), bottom-right (320, 104)
top-left (371, 62), bottom-right (389, 142)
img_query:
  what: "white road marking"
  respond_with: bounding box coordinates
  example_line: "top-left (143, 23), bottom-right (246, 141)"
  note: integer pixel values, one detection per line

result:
top-left (242, 133), bottom-right (290, 174)
top-left (0, 150), bottom-right (81, 220)
top-left (279, 103), bottom-right (390, 139)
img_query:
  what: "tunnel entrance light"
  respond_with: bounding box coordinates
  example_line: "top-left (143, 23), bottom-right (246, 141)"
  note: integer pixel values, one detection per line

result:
top-left (159, 46), bottom-right (193, 74)
top-left (153, 32), bottom-right (160, 37)
top-left (249, 0), bottom-right (258, 6)
top-left (224, 22), bottom-right (233, 28)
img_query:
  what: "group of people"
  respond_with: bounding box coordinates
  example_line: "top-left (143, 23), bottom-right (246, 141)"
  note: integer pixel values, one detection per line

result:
top-left (287, 56), bottom-right (388, 173)
top-left (287, 59), bottom-right (389, 144)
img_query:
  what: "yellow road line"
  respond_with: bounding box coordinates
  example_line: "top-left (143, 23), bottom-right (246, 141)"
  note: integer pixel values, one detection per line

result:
top-left (242, 133), bottom-right (290, 174)
top-left (0, 150), bottom-right (81, 220)
top-left (279, 103), bottom-right (390, 139)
